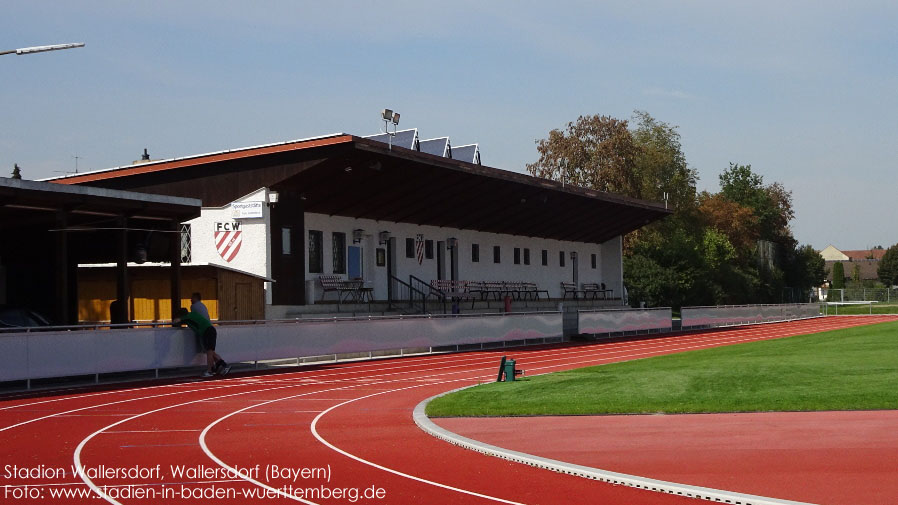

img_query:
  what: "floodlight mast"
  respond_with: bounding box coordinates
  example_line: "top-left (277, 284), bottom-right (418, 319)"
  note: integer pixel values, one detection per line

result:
top-left (381, 108), bottom-right (400, 150)
top-left (0, 42), bottom-right (85, 56)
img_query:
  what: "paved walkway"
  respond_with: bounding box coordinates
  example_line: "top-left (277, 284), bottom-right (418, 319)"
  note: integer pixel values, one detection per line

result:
top-left (435, 410), bottom-right (898, 505)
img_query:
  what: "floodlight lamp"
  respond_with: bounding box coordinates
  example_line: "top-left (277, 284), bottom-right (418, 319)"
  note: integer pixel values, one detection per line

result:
top-left (391, 112), bottom-right (400, 125)
top-left (382, 109), bottom-right (393, 121)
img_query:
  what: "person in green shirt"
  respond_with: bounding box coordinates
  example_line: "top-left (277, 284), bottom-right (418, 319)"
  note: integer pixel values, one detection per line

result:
top-left (175, 307), bottom-right (229, 377)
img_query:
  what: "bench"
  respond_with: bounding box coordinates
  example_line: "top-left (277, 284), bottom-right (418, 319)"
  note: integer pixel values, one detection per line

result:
top-left (430, 280), bottom-right (477, 308)
top-left (561, 281), bottom-right (585, 300)
top-left (520, 281), bottom-right (550, 300)
top-left (582, 282), bottom-right (613, 300)
top-left (318, 275), bottom-right (363, 303)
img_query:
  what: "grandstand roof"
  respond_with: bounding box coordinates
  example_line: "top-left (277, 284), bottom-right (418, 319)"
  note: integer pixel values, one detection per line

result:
top-left (48, 133), bottom-right (670, 244)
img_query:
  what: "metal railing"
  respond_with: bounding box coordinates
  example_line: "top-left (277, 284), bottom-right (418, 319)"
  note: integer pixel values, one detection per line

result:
top-left (823, 288), bottom-right (897, 303)
top-left (388, 274), bottom-right (429, 314)
top-left (409, 274), bottom-right (447, 314)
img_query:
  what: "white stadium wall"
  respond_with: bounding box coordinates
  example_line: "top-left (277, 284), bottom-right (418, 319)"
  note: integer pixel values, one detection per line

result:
top-left (183, 190), bottom-right (626, 305)
top-left (304, 213), bottom-right (622, 300)
top-left (185, 188), bottom-right (274, 303)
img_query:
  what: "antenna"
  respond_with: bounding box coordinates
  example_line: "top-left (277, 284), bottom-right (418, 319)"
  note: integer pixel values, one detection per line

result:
top-left (381, 109), bottom-right (400, 150)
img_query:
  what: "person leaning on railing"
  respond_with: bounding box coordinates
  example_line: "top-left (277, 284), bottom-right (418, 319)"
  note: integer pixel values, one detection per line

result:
top-left (174, 307), bottom-right (229, 378)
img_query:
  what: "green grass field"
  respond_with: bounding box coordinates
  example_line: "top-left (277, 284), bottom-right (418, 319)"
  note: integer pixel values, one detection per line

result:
top-left (426, 321), bottom-right (898, 417)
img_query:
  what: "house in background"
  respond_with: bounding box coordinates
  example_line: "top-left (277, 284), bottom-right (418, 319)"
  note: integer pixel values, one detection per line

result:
top-left (820, 245), bottom-right (886, 283)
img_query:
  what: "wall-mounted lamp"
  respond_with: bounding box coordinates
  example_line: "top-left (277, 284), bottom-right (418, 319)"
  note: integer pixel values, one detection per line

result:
top-left (267, 190), bottom-right (279, 207)
top-left (352, 229), bottom-right (365, 244)
top-left (378, 231), bottom-right (391, 245)
top-left (447, 237), bottom-right (458, 249)
top-left (570, 251), bottom-right (578, 260)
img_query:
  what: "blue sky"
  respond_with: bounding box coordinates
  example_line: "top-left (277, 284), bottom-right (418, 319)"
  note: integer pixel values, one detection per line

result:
top-left (3, 1), bottom-right (896, 250)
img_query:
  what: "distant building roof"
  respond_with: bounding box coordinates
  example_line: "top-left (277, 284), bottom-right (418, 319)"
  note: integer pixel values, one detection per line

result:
top-left (842, 249), bottom-right (886, 261)
top-left (820, 244), bottom-right (885, 262)
top-left (825, 259), bottom-right (881, 281)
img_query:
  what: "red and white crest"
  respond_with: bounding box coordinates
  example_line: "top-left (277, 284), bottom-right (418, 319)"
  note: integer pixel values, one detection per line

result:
top-left (214, 222), bottom-right (242, 262)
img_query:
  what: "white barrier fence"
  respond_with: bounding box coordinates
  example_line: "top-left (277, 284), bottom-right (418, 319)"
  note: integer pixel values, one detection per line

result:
top-left (680, 304), bottom-right (821, 329)
top-left (0, 312), bottom-right (562, 383)
top-left (578, 307), bottom-right (673, 336)
top-left (1, 304), bottom-right (823, 385)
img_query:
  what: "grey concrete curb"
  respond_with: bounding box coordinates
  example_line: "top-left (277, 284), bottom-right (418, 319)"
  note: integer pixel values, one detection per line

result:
top-left (414, 387), bottom-right (815, 505)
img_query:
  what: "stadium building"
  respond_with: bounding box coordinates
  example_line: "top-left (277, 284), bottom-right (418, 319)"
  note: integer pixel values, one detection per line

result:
top-left (50, 130), bottom-right (670, 318)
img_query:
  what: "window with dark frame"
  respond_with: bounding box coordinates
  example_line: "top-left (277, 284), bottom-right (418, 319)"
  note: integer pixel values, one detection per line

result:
top-left (281, 227), bottom-right (292, 255)
top-left (472, 243), bottom-right (480, 262)
top-left (309, 230), bottom-right (323, 273)
top-left (524, 248), bottom-right (530, 265)
top-left (513, 247), bottom-right (521, 265)
top-left (493, 245), bottom-right (501, 264)
top-left (332, 232), bottom-right (346, 274)
top-left (541, 249), bottom-right (548, 266)
top-left (425, 240), bottom-right (434, 259)
top-left (591, 253), bottom-right (597, 269)
top-left (559, 251), bottom-right (565, 267)
top-left (406, 238), bottom-right (415, 258)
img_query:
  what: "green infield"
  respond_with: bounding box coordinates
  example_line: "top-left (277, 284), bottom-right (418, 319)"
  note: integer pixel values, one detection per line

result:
top-left (426, 321), bottom-right (898, 417)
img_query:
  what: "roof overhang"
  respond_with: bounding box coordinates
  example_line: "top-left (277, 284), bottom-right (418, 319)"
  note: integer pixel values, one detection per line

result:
top-left (49, 135), bottom-right (670, 244)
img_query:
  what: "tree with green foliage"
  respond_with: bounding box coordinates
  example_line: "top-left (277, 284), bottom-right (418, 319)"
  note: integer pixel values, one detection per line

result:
top-left (526, 114), bottom-right (641, 197)
top-left (831, 262), bottom-right (845, 289)
top-left (528, 112), bottom-right (810, 308)
top-left (718, 163), bottom-right (793, 243)
top-left (630, 110), bottom-right (698, 210)
top-left (878, 246), bottom-right (898, 287)
top-left (11, 164), bottom-right (22, 179)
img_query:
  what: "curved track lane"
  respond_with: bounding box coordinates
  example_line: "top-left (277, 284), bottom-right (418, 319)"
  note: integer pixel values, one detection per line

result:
top-left (0, 316), bottom-right (891, 504)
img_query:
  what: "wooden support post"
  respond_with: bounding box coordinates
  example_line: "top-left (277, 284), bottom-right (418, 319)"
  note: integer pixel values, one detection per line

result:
top-left (114, 215), bottom-right (130, 324)
top-left (54, 210), bottom-right (69, 324)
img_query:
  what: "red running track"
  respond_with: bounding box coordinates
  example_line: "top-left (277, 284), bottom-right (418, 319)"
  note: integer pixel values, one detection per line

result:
top-left (0, 315), bottom-right (892, 505)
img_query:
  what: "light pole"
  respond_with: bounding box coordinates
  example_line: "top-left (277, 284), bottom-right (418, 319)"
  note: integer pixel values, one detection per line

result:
top-left (0, 43), bottom-right (85, 56)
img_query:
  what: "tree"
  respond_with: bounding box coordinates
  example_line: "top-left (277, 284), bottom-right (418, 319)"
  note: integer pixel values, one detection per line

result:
top-left (526, 114), bottom-right (641, 197)
top-left (11, 164), bottom-right (22, 179)
top-left (783, 244), bottom-right (826, 293)
top-left (878, 246), bottom-right (898, 287)
top-left (718, 163), bottom-right (793, 242)
top-left (697, 193), bottom-right (759, 253)
top-left (831, 262), bottom-right (845, 289)
top-left (630, 111), bottom-right (698, 210)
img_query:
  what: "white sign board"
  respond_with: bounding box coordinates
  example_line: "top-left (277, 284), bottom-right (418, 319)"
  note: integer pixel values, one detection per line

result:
top-left (231, 201), bottom-right (264, 219)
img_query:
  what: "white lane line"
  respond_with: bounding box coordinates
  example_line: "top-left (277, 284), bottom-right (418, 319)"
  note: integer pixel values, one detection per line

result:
top-left (308, 380), bottom-right (529, 505)
top-left (59, 320), bottom-right (867, 504)
top-left (68, 319), bottom-right (857, 504)
top-left (198, 375), bottom-right (523, 504)
top-left (103, 429), bottom-right (201, 434)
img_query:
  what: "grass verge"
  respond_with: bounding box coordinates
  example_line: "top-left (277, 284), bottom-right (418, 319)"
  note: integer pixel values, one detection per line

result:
top-left (426, 321), bottom-right (898, 417)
